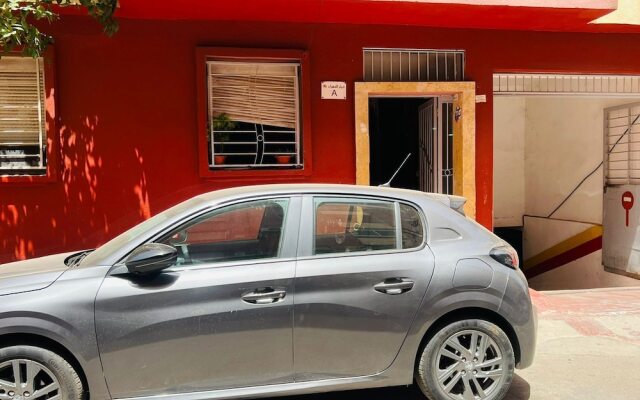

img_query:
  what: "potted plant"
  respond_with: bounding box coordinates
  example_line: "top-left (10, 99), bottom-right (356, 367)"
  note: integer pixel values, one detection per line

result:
top-left (270, 143), bottom-right (294, 165)
top-left (275, 154), bottom-right (293, 164)
top-left (210, 113), bottom-right (236, 165)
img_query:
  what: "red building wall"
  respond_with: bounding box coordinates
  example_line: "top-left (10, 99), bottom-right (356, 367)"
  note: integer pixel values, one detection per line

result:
top-left (2, 17), bottom-right (640, 262)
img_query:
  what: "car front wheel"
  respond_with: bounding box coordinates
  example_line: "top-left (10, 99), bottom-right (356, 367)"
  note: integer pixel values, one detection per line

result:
top-left (0, 345), bottom-right (83, 400)
top-left (415, 319), bottom-right (515, 400)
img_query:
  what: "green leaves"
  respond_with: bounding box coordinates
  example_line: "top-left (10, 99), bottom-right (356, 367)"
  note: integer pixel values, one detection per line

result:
top-left (0, 0), bottom-right (118, 57)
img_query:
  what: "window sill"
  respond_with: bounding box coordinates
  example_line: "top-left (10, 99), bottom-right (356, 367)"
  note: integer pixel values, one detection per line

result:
top-left (0, 171), bottom-right (57, 185)
top-left (199, 165), bottom-right (312, 181)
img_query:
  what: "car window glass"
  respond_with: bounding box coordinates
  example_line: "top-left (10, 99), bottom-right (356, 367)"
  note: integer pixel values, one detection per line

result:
top-left (314, 198), bottom-right (397, 255)
top-left (158, 199), bottom-right (289, 266)
top-left (83, 196), bottom-right (207, 266)
top-left (400, 204), bottom-right (424, 249)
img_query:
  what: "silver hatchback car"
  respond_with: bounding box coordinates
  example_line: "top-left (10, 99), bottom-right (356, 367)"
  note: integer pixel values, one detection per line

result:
top-left (0, 184), bottom-right (535, 400)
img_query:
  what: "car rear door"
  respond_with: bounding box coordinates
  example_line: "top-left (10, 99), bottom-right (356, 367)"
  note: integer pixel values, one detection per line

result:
top-left (95, 196), bottom-right (300, 398)
top-left (293, 195), bottom-right (435, 381)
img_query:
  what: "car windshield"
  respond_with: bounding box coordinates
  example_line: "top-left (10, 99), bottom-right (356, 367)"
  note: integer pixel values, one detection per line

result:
top-left (81, 196), bottom-right (206, 267)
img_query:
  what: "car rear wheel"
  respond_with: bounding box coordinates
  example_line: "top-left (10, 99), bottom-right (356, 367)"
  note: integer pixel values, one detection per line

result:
top-left (0, 346), bottom-right (83, 400)
top-left (415, 319), bottom-right (515, 400)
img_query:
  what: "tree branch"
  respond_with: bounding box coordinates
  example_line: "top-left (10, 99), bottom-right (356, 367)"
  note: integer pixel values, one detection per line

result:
top-left (0, 0), bottom-right (118, 57)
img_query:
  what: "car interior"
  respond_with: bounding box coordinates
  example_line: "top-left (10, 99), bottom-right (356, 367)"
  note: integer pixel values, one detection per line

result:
top-left (161, 202), bottom-right (286, 265)
top-left (314, 203), bottom-right (396, 254)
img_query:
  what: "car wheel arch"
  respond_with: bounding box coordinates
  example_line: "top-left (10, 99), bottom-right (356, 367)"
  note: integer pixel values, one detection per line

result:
top-left (0, 332), bottom-right (89, 398)
top-left (413, 307), bottom-right (521, 372)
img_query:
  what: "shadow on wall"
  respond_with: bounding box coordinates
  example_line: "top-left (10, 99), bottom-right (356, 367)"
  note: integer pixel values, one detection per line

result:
top-left (0, 87), bottom-right (151, 263)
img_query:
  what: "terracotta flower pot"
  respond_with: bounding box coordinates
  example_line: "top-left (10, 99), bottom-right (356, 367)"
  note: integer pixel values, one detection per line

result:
top-left (275, 155), bottom-right (292, 164)
top-left (214, 155), bottom-right (227, 165)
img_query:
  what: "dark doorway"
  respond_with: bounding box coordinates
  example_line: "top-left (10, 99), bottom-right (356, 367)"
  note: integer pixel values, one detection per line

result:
top-left (369, 98), bottom-right (428, 189)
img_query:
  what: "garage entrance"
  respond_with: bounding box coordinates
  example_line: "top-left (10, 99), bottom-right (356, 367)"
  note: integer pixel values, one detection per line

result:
top-left (493, 72), bottom-right (640, 290)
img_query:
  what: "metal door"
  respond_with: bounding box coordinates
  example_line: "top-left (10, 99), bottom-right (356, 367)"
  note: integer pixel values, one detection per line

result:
top-left (603, 102), bottom-right (640, 279)
top-left (419, 99), bottom-right (437, 192)
top-left (95, 197), bottom-right (301, 398)
top-left (419, 97), bottom-right (454, 194)
top-left (292, 195), bottom-right (435, 381)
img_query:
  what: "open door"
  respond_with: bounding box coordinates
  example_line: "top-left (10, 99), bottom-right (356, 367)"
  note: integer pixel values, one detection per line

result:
top-left (418, 98), bottom-right (437, 192)
top-left (354, 81), bottom-right (476, 217)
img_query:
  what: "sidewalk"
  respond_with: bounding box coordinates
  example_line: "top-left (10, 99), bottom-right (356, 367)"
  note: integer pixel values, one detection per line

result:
top-left (279, 287), bottom-right (640, 400)
top-left (509, 287), bottom-right (640, 399)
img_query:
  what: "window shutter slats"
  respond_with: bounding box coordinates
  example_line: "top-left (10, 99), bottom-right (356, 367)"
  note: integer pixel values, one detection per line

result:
top-left (206, 59), bottom-right (302, 169)
top-left (0, 57), bottom-right (44, 145)
top-left (0, 56), bottom-right (46, 174)
top-left (208, 62), bottom-right (298, 129)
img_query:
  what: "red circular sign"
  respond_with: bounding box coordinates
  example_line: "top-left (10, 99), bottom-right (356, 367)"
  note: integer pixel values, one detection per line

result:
top-left (622, 191), bottom-right (635, 210)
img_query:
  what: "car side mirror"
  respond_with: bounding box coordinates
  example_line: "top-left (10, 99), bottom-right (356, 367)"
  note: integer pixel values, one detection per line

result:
top-left (125, 243), bottom-right (177, 275)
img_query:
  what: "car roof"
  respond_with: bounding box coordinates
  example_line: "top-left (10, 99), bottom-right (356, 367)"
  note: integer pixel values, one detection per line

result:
top-left (193, 183), bottom-right (462, 210)
top-left (83, 184), bottom-right (466, 267)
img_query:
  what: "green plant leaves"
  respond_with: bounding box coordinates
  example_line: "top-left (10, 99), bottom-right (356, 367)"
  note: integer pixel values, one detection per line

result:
top-left (0, 0), bottom-right (118, 57)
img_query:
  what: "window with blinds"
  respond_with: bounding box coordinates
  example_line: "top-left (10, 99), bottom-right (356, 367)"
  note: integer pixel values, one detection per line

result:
top-left (0, 56), bottom-right (47, 175)
top-left (605, 102), bottom-right (640, 185)
top-left (207, 61), bottom-right (301, 169)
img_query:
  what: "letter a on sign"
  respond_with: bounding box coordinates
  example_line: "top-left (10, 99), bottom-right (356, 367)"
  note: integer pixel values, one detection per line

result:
top-left (321, 81), bottom-right (347, 100)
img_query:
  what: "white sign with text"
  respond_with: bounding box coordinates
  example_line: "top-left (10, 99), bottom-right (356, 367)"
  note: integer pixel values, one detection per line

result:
top-left (321, 81), bottom-right (347, 100)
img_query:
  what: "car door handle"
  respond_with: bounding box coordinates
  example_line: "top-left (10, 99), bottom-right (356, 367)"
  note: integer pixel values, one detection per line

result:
top-left (374, 279), bottom-right (415, 295)
top-left (241, 288), bottom-right (287, 305)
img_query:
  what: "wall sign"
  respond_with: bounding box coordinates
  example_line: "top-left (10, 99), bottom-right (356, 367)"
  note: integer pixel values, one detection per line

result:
top-left (622, 191), bottom-right (634, 227)
top-left (321, 81), bottom-right (347, 100)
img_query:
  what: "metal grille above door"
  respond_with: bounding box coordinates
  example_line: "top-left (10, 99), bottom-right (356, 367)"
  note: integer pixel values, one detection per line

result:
top-left (363, 49), bottom-right (465, 82)
top-left (494, 73), bottom-right (640, 96)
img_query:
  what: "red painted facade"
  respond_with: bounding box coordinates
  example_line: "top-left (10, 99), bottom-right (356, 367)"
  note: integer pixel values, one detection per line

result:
top-left (2, 6), bottom-right (640, 262)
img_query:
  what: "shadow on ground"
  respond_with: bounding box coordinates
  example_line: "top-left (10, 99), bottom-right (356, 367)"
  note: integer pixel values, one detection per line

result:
top-left (267, 374), bottom-right (530, 400)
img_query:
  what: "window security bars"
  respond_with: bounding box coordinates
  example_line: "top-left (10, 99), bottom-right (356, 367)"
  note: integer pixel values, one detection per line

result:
top-left (363, 48), bottom-right (465, 82)
top-left (207, 61), bottom-right (302, 169)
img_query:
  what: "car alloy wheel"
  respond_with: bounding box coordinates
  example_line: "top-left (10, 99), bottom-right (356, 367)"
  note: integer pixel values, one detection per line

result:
top-left (415, 320), bottom-right (515, 400)
top-left (435, 329), bottom-right (507, 399)
top-left (0, 359), bottom-right (60, 400)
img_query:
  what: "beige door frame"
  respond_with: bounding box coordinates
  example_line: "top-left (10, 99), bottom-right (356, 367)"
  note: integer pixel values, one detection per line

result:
top-left (354, 81), bottom-right (477, 218)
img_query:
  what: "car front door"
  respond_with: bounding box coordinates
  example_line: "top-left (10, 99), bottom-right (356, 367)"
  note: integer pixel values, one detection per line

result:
top-left (293, 195), bottom-right (435, 381)
top-left (95, 197), bottom-right (300, 398)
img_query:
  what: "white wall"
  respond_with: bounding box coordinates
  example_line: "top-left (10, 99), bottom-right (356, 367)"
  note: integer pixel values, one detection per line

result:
top-left (494, 95), bottom-right (640, 290)
top-left (493, 97), bottom-right (525, 227)
top-left (524, 97), bottom-right (618, 224)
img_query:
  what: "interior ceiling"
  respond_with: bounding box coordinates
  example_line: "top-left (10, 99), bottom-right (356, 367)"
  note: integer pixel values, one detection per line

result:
top-left (59, 0), bottom-right (640, 33)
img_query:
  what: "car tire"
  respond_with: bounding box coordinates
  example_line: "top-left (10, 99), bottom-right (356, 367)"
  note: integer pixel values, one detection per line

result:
top-left (0, 345), bottom-right (83, 400)
top-left (415, 319), bottom-right (515, 400)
